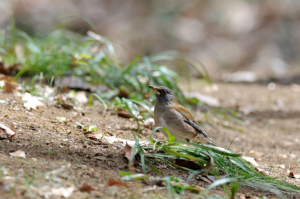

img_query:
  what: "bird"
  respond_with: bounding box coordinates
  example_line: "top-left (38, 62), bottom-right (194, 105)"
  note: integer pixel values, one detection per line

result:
top-left (148, 85), bottom-right (216, 145)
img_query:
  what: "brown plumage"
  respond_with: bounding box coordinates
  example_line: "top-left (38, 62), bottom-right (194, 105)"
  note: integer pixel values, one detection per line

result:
top-left (148, 85), bottom-right (216, 145)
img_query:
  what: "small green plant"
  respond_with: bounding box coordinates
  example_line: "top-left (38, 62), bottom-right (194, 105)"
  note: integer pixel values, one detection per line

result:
top-left (1, 26), bottom-right (209, 104)
top-left (133, 137), bottom-right (300, 198)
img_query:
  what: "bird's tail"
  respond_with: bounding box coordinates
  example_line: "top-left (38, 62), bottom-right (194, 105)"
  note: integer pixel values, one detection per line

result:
top-left (204, 136), bottom-right (218, 146)
top-left (184, 118), bottom-right (218, 146)
top-left (196, 130), bottom-right (218, 146)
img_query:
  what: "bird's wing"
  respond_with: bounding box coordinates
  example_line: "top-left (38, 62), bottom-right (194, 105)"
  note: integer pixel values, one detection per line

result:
top-left (170, 103), bottom-right (216, 145)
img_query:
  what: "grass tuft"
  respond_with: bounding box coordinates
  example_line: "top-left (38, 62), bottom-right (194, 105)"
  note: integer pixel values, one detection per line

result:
top-left (139, 140), bottom-right (300, 197)
top-left (1, 27), bottom-right (209, 105)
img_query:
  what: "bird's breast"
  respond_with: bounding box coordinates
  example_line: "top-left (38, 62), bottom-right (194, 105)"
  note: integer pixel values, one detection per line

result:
top-left (158, 115), bottom-right (168, 128)
top-left (155, 105), bottom-right (182, 128)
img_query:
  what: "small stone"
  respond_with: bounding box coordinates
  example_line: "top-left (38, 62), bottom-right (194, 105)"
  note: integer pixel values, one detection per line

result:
top-left (144, 118), bottom-right (155, 129)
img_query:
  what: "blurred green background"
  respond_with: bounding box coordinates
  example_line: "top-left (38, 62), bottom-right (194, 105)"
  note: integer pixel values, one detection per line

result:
top-left (1, 0), bottom-right (300, 81)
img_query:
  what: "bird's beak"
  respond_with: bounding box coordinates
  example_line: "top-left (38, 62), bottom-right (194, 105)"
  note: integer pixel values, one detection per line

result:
top-left (148, 85), bottom-right (159, 94)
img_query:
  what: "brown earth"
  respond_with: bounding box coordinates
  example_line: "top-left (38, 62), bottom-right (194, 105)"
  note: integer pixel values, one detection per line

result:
top-left (0, 81), bottom-right (300, 199)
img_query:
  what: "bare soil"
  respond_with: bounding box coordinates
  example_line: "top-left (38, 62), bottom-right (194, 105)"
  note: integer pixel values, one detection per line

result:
top-left (0, 82), bottom-right (300, 199)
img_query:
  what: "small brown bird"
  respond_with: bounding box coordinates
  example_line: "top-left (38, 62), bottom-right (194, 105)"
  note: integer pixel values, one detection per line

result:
top-left (148, 85), bottom-right (215, 145)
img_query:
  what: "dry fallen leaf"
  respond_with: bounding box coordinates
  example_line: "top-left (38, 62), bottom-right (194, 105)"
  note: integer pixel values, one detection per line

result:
top-left (10, 124), bottom-right (15, 132)
top-left (50, 186), bottom-right (74, 198)
top-left (117, 109), bottom-right (132, 118)
top-left (22, 92), bottom-right (44, 110)
top-left (5, 81), bottom-right (15, 93)
top-left (0, 75), bottom-right (17, 93)
top-left (124, 142), bottom-right (137, 167)
top-left (74, 91), bottom-right (88, 105)
top-left (79, 183), bottom-right (97, 192)
top-left (0, 122), bottom-right (16, 139)
top-left (107, 178), bottom-right (129, 187)
top-left (9, 150), bottom-right (26, 158)
top-left (242, 156), bottom-right (259, 167)
top-left (199, 175), bottom-right (218, 183)
top-left (117, 89), bottom-right (130, 98)
top-left (242, 156), bottom-right (269, 175)
top-left (288, 171), bottom-right (300, 179)
top-left (255, 167), bottom-right (269, 176)
top-left (124, 142), bottom-right (133, 162)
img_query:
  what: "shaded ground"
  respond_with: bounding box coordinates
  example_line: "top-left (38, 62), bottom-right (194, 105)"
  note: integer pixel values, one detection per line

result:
top-left (0, 81), bottom-right (300, 198)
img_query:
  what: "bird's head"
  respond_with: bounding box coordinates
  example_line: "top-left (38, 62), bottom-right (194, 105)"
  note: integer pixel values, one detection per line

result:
top-left (148, 85), bottom-right (175, 105)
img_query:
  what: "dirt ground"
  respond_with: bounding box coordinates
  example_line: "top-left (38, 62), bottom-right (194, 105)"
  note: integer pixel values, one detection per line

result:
top-left (0, 81), bottom-right (300, 199)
